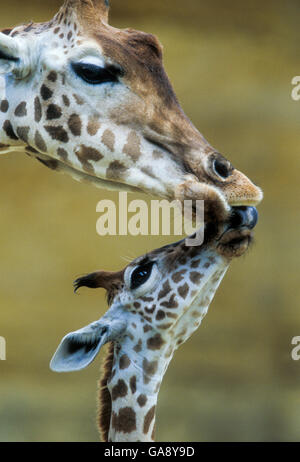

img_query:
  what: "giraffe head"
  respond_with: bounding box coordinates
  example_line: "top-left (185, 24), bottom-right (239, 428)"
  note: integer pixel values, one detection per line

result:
top-left (50, 205), bottom-right (257, 441)
top-left (0, 0), bottom-right (262, 212)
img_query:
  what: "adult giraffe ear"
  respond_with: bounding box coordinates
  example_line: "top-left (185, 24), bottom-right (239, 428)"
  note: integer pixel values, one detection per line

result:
top-left (50, 318), bottom-right (126, 372)
top-left (62, 0), bottom-right (110, 25)
top-left (0, 32), bottom-right (21, 74)
top-left (0, 32), bottom-right (32, 78)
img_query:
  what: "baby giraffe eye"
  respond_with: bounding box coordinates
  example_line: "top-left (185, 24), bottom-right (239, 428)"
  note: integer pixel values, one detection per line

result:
top-left (72, 62), bottom-right (120, 85)
top-left (130, 261), bottom-right (155, 290)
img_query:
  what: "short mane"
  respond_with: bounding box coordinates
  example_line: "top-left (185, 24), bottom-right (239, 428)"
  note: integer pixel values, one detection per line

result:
top-left (97, 341), bottom-right (114, 442)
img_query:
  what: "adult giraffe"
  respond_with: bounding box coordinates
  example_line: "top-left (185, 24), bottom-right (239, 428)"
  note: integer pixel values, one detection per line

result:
top-left (0, 0), bottom-right (262, 215)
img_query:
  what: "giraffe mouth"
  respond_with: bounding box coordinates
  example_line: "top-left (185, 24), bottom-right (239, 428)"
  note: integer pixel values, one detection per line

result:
top-left (217, 206), bottom-right (258, 258)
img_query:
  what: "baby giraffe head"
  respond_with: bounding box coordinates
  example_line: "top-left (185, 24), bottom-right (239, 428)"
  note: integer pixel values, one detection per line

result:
top-left (0, 0), bottom-right (262, 211)
top-left (50, 205), bottom-right (258, 442)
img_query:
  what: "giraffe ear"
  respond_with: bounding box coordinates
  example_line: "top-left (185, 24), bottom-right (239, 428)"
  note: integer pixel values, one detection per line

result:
top-left (50, 318), bottom-right (126, 372)
top-left (0, 32), bottom-right (32, 78)
top-left (0, 32), bottom-right (21, 74)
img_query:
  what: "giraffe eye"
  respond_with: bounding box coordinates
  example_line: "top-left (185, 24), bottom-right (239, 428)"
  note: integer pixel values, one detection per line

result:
top-left (72, 62), bottom-right (120, 85)
top-left (130, 262), bottom-right (155, 290)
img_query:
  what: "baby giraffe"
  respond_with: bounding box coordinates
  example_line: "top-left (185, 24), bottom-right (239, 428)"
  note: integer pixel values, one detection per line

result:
top-left (50, 205), bottom-right (258, 442)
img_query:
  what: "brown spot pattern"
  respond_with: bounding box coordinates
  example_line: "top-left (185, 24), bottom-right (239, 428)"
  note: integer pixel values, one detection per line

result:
top-left (119, 354), bottom-right (131, 369)
top-left (143, 405), bottom-right (156, 434)
top-left (106, 160), bottom-right (128, 180)
top-left (156, 310), bottom-right (165, 321)
top-left (137, 394), bottom-right (147, 407)
top-left (102, 129), bottom-right (115, 151)
top-left (3, 120), bottom-right (18, 140)
top-left (73, 94), bottom-right (84, 105)
top-left (123, 131), bottom-right (141, 161)
top-left (68, 114), bottom-right (82, 136)
top-left (0, 100), bottom-right (9, 112)
top-left (191, 259), bottom-right (201, 268)
top-left (141, 296), bottom-right (154, 303)
top-left (133, 339), bottom-right (142, 353)
top-left (47, 71), bottom-right (57, 82)
top-left (40, 85), bottom-right (53, 101)
top-left (129, 376), bottom-right (137, 394)
top-left (178, 283), bottom-right (189, 299)
top-left (166, 312), bottom-right (177, 319)
top-left (143, 358), bottom-right (158, 384)
top-left (159, 323), bottom-right (172, 329)
top-left (87, 118), bottom-right (101, 136)
top-left (75, 145), bottom-right (103, 171)
top-left (172, 269), bottom-right (186, 283)
top-left (111, 379), bottom-right (128, 401)
top-left (35, 131), bottom-right (47, 152)
top-left (16, 126), bottom-right (29, 143)
top-left (112, 407), bottom-right (136, 434)
top-left (147, 333), bottom-right (165, 350)
top-left (46, 104), bottom-right (62, 120)
top-left (190, 271), bottom-right (203, 284)
top-left (160, 294), bottom-right (178, 309)
top-left (62, 95), bottom-right (70, 107)
top-left (158, 280), bottom-right (171, 300)
top-left (14, 102), bottom-right (27, 117)
top-left (45, 126), bottom-right (69, 143)
top-left (34, 97), bottom-right (42, 122)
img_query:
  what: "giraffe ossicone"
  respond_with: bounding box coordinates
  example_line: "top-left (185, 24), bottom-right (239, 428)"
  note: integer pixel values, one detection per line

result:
top-left (0, 0), bottom-right (262, 216)
top-left (51, 205), bottom-right (258, 442)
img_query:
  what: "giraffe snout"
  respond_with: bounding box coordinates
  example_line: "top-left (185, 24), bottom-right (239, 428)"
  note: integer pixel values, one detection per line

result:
top-left (229, 206), bottom-right (258, 231)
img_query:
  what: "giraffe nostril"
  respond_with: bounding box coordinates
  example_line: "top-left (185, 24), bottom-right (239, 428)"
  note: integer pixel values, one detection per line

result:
top-left (213, 159), bottom-right (231, 180)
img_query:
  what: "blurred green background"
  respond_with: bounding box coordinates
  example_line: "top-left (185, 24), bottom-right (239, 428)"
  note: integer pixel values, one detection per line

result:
top-left (0, 0), bottom-right (299, 442)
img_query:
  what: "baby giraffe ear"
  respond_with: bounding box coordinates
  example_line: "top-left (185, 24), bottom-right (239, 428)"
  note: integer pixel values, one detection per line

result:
top-left (50, 318), bottom-right (126, 372)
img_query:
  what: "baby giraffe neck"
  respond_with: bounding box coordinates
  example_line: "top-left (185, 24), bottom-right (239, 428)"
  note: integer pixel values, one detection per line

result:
top-left (103, 338), bottom-right (174, 442)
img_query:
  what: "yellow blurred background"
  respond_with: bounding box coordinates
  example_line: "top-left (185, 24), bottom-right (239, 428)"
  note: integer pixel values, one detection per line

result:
top-left (0, 0), bottom-right (299, 441)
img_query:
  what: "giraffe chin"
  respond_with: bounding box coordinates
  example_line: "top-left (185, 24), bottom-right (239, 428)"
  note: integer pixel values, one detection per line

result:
top-left (216, 206), bottom-right (258, 259)
top-left (217, 228), bottom-right (253, 259)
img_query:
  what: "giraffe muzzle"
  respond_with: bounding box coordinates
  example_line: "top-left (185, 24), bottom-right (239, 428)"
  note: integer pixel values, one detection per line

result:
top-left (229, 206), bottom-right (258, 231)
top-left (216, 206), bottom-right (258, 258)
